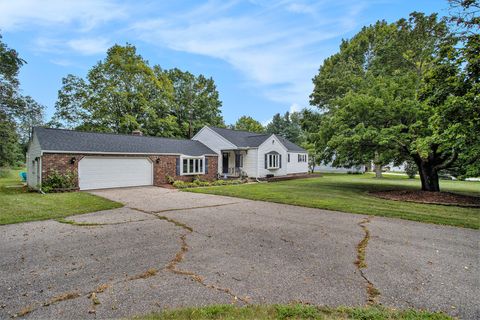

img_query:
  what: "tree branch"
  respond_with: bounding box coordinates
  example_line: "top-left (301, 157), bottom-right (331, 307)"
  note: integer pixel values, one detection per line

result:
top-left (435, 150), bottom-right (458, 170)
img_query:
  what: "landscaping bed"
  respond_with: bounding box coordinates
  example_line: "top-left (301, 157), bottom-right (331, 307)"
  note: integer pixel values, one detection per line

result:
top-left (369, 190), bottom-right (480, 207)
top-left (172, 178), bottom-right (246, 189)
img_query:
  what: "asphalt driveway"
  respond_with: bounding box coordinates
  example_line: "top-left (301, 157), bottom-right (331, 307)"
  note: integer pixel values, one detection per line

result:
top-left (0, 187), bottom-right (478, 319)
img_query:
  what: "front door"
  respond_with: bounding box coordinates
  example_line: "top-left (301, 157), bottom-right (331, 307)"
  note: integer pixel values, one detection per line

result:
top-left (222, 153), bottom-right (229, 174)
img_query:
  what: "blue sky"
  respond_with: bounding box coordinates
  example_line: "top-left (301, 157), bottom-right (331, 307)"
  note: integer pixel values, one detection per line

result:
top-left (1, 0), bottom-right (448, 125)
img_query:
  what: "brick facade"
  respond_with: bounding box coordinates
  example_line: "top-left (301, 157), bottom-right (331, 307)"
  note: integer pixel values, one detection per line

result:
top-left (148, 155), bottom-right (218, 184)
top-left (41, 153), bottom-right (218, 188)
top-left (41, 153), bottom-right (84, 188)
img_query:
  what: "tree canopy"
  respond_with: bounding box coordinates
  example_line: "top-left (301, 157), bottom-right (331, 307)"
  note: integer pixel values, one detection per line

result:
top-left (0, 33), bottom-right (44, 166)
top-left (232, 115), bottom-right (264, 133)
top-left (52, 44), bottom-right (224, 138)
top-left (309, 12), bottom-right (479, 191)
top-left (265, 111), bottom-right (304, 144)
top-left (164, 68), bottom-right (224, 138)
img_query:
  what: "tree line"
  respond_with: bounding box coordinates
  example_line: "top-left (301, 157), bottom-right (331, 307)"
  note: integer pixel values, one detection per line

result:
top-left (0, 34), bottom-right (45, 167)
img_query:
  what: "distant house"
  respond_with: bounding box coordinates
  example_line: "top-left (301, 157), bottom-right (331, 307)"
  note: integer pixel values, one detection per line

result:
top-left (27, 126), bottom-right (308, 191)
top-left (193, 126), bottom-right (308, 178)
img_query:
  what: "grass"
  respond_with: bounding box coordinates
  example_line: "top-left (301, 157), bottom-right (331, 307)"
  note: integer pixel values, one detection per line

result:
top-left (187, 173), bottom-right (480, 229)
top-left (134, 304), bottom-right (452, 320)
top-left (0, 168), bottom-right (122, 225)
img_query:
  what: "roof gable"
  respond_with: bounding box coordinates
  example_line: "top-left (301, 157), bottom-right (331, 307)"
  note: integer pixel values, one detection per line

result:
top-left (33, 127), bottom-right (216, 156)
top-left (207, 126), bottom-right (306, 152)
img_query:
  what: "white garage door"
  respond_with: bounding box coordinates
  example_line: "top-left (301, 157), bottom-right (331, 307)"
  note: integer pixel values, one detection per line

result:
top-left (79, 157), bottom-right (153, 190)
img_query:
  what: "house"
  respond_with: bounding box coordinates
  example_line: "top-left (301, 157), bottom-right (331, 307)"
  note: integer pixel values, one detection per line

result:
top-left (27, 127), bottom-right (218, 190)
top-left (27, 126), bottom-right (308, 191)
top-left (192, 126), bottom-right (308, 178)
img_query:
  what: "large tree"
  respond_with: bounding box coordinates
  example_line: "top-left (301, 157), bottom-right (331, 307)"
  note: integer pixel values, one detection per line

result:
top-left (163, 68), bottom-right (224, 138)
top-left (0, 33), bottom-right (27, 166)
top-left (232, 115), bottom-right (264, 133)
top-left (15, 96), bottom-right (45, 145)
top-left (53, 45), bottom-right (224, 138)
top-left (445, 0), bottom-right (480, 178)
top-left (265, 111), bottom-right (304, 144)
top-left (53, 44), bottom-right (179, 136)
top-left (310, 12), bottom-right (478, 191)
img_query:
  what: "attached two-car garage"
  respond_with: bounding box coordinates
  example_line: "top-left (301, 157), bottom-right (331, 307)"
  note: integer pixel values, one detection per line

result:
top-left (78, 157), bottom-right (153, 190)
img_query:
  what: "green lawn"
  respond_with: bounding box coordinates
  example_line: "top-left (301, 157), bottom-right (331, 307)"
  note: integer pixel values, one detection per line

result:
top-left (0, 168), bottom-right (122, 225)
top-left (135, 304), bottom-right (451, 320)
top-left (187, 173), bottom-right (480, 229)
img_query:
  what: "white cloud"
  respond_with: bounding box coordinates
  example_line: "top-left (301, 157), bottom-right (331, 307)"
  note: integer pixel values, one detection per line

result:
top-left (262, 118), bottom-right (273, 126)
top-left (0, 0), bottom-right (127, 31)
top-left (49, 58), bottom-right (73, 67)
top-left (289, 103), bottom-right (302, 113)
top-left (32, 36), bottom-right (110, 56)
top-left (131, 0), bottom-right (367, 107)
top-left (67, 37), bottom-right (111, 55)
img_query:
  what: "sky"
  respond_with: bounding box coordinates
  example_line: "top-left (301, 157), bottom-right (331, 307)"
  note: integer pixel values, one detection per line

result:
top-left (0, 0), bottom-right (448, 126)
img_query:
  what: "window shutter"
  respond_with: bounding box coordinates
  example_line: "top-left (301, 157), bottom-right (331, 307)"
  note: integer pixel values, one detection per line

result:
top-left (288, 153), bottom-right (290, 162)
top-left (176, 157), bottom-right (180, 175)
top-left (235, 154), bottom-right (240, 167)
top-left (279, 155), bottom-right (282, 168)
top-left (205, 158), bottom-right (208, 174)
top-left (265, 154), bottom-right (268, 169)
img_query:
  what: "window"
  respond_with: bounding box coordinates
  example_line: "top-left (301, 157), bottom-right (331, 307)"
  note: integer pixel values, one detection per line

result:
top-left (288, 154), bottom-right (290, 162)
top-left (181, 157), bottom-right (204, 175)
top-left (267, 153), bottom-right (280, 169)
top-left (298, 154), bottom-right (307, 162)
top-left (239, 154), bottom-right (244, 167)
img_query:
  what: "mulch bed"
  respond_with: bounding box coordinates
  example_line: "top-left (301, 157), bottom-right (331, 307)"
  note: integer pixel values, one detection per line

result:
top-left (158, 183), bottom-right (176, 189)
top-left (369, 190), bottom-right (480, 207)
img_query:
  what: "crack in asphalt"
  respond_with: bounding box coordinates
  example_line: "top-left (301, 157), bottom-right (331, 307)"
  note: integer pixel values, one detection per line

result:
top-left (10, 204), bottom-right (239, 317)
top-left (54, 218), bottom-right (154, 227)
top-left (129, 205), bottom-right (251, 305)
top-left (355, 217), bottom-right (380, 306)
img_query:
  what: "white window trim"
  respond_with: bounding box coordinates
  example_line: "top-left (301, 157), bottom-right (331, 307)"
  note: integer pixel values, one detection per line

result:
top-left (180, 156), bottom-right (205, 175)
top-left (298, 154), bottom-right (307, 163)
top-left (267, 153), bottom-right (280, 169)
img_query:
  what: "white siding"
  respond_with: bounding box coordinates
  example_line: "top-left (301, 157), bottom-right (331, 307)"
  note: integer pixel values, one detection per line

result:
top-left (26, 133), bottom-right (42, 189)
top-left (286, 152), bottom-right (309, 174)
top-left (242, 149), bottom-right (257, 177)
top-left (256, 135), bottom-right (288, 177)
top-left (192, 127), bottom-right (236, 174)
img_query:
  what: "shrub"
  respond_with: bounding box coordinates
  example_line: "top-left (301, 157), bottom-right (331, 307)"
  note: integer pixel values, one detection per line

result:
top-left (166, 175), bottom-right (175, 184)
top-left (42, 170), bottom-right (77, 192)
top-left (0, 167), bottom-right (10, 179)
top-left (172, 178), bottom-right (246, 189)
top-left (193, 180), bottom-right (210, 187)
top-left (172, 180), bottom-right (188, 189)
top-left (211, 180), bottom-right (227, 186)
top-left (405, 160), bottom-right (417, 179)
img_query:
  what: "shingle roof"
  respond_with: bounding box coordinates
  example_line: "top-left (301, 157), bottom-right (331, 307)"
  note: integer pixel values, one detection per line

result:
top-left (208, 126), bottom-right (306, 152)
top-left (34, 127), bottom-right (216, 156)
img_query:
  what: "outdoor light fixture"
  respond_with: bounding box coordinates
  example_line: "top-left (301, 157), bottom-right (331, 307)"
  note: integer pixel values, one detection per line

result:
top-left (156, 157), bottom-right (161, 164)
top-left (70, 157), bottom-right (76, 164)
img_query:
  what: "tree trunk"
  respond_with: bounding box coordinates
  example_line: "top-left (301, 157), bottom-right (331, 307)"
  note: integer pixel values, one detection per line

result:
top-left (373, 152), bottom-right (383, 178)
top-left (416, 160), bottom-right (440, 192)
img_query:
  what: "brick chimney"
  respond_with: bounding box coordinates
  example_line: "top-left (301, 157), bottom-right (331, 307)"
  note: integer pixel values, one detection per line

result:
top-left (132, 130), bottom-right (143, 136)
